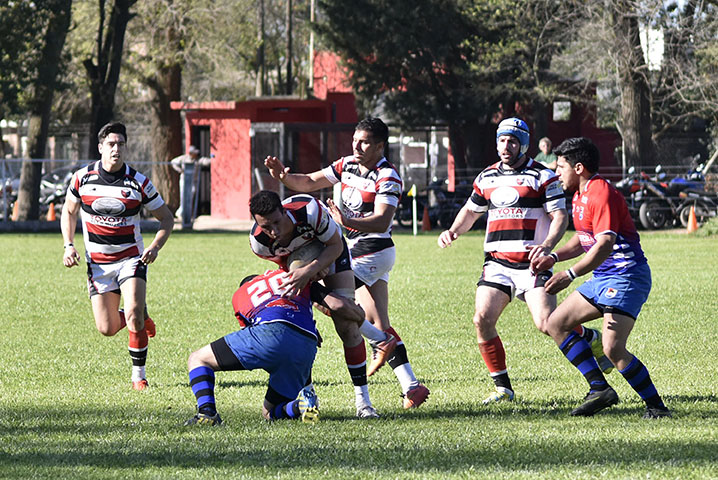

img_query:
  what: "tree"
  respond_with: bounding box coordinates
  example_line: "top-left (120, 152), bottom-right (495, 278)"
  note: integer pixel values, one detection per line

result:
top-left (0, 0), bottom-right (42, 157)
top-left (84, 0), bottom-right (137, 159)
top-left (315, 0), bottom-right (567, 173)
top-left (14, 0), bottom-right (73, 221)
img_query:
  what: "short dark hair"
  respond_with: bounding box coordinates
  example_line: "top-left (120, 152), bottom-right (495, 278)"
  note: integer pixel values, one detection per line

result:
top-left (553, 137), bottom-right (600, 173)
top-left (356, 117), bottom-right (389, 144)
top-left (98, 122), bottom-right (127, 143)
top-left (249, 190), bottom-right (283, 217)
top-left (240, 274), bottom-right (258, 286)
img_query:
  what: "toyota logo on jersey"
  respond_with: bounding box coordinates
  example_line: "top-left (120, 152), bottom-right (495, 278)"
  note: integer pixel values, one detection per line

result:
top-left (91, 197), bottom-right (126, 215)
top-left (490, 186), bottom-right (520, 207)
top-left (341, 186), bottom-right (363, 210)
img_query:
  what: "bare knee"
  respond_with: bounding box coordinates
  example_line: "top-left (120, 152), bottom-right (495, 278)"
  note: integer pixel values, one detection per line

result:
top-left (472, 312), bottom-right (495, 337)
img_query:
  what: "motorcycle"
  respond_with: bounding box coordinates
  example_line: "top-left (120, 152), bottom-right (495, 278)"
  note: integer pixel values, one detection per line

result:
top-left (676, 189), bottom-right (718, 227)
top-left (615, 166), bottom-right (680, 230)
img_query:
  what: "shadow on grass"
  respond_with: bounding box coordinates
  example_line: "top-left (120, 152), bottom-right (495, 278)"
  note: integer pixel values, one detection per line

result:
top-left (2, 400), bottom-right (716, 476)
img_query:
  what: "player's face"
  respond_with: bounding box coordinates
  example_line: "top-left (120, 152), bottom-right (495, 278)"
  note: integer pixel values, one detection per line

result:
top-left (98, 133), bottom-right (127, 172)
top-left (556, 156), bottom-right (579, 192)
top-left (497, 135), bottom-right (520, 165)
top-left (352, 129), bottom-right (384, 167)
top-left (254, 208), bottom-right (292, 241)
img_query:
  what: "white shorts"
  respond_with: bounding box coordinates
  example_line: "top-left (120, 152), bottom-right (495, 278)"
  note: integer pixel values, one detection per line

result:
top-left (478, 260), bottom-right (552, 301)
top-left (351, 246), bottom-right (395, 287)
top-left (86, 256), bottom-right (147, 297)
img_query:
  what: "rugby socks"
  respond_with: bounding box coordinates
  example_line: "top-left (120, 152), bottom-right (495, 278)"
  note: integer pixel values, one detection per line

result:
top-left (385, 327), bottom-right (420, 393)
top-left (189, 366), bottom-right (217, 416)
top-left (128, 328), bottom-right (148, 382)
top-left (344, 340), bottom-right (372, 407)
top-left (270, 401), bottom-right (300, 420)
top-left (559, 331), bottom-right (608, 392)
top-left (619, 355), bottom-right (666, 409)
top-left (359, 319), bottom-right (387, 343)
top-left (479, 336), bottom-right (513, 393)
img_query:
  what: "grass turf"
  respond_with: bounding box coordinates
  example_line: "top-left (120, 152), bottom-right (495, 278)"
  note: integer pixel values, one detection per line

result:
top-left (0, 229), bottom-right (716, 479)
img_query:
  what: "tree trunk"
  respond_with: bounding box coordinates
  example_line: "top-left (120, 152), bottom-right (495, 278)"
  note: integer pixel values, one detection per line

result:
top-left (85, 0), bottom-right (136, 159)
top-left (286, 0), bottom-right (293, 95)
top-left (15, 0), bottom-right (72, 221)
top-left (448, 122), bottom-right (467, 181)
top-left (147, 64), bottom-right (182, 215)
top-left (612, 2), bottom-right (655, 169)
top-left (255, 0), bottom-right (265, 97)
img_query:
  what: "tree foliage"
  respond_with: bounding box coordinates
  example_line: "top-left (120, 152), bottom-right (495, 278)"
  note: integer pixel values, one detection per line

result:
top-left (315, 0), bottom-right (570, 171)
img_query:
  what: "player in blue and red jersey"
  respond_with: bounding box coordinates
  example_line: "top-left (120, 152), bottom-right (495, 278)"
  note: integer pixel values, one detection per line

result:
top-left (184, 268), bottom-right (364, 426)
top-left (532, 137), bottom-right (670, 418)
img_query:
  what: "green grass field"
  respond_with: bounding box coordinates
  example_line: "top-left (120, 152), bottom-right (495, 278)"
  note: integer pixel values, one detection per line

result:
top-left (1, 229), bottom-right (717, 479)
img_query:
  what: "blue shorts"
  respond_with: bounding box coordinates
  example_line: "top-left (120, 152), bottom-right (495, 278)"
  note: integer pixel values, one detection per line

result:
top-left (222, 322), bottom-right (317, 400)
top-left (577, 263), bottom-right (651, 319)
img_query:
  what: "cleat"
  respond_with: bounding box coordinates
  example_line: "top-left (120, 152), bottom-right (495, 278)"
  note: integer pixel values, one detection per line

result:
top-left (184, 412), bottom-right (223, 426)
top-left (403, 383), bottom-right (430, 409)
top-left (132, 379), bottom-right (149, 391)
top-left (570, 387), bottom-right (619, 416)
top-left (643, 406), bottom-right (672, 419)
top-left (588, 328), bottom-right (613, 374)
top-left (296, 385), bottom-right (320, 424)
top-left (356, 405), bottom-right (380, 419)
top-left (145, 317), bottom-right (156, 338)
top-left (367, 334), bottom-right (398, 376)
top-left (482, 389), bottom-right (514, 405)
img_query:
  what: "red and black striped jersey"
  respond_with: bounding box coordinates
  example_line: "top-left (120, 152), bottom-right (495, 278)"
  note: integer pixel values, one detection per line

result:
top-left (66, 161), bottom-right (165, 264)
top-left (249, 194), bottom-right (340, 267)
top-left (467, 159), bottom-right (565, 265)
top-left (321, 156), bottom-right (402, 241)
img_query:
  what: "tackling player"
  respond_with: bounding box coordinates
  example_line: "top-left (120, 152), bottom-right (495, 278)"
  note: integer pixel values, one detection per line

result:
top-left (264, 117), bottom-right (430, 410)
top-left (184, 268), bottom-right (364, 425)
top-left (437, 117), bottom-right (571, 404)
top-left (532, 137), bottom-right (670, 418)
top-left (249, 190), bottom-right (396, 418)
top-left (61, 122), bottom-right (174, 390)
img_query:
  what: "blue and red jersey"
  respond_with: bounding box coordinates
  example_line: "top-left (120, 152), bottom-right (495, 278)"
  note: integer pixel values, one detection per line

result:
top-left (231, 269), bottom-right (318, 340)
top-left (571, 175), bottom-right (647, 275)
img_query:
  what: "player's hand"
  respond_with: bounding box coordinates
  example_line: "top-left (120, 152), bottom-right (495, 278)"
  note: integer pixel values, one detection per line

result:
top-left (326, 199), bottom-right (344, 226)
top-left (63, 245), bottom-right (80, 268)
top-left (531, 253), bottom-right (555, 273)
top-left (438, 230), bottom-right (458, 248)
top-left (140, 246), bottom-right (160, 264)
top-left (281, 264), bottom-right (314, 297)
top-left (544, 270), bottom-right (572, 295)
top-left (264, 156), bottom-right (290, 181)
top-left (528, 244), bottom-right (551, 263)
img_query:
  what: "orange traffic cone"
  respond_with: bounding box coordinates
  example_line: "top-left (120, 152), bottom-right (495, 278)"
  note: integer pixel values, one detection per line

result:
top-left (687, 205), bottom-right (698, 233)
top-left (11, 201), bottom-right (19, 221)
top-left (46, 202), bottom-right (56, 221)
top-left (421, 206), bottom-right (431, 231)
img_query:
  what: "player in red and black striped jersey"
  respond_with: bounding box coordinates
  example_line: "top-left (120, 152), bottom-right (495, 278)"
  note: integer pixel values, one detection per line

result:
top-left (61, 122), bottom-right (174, 391)
top-left (438, 118), bottom-right (569, 405)
top-left (249, 190), bottom-right (397, 418)
top-left (264, 117), bottom-right (430, 410)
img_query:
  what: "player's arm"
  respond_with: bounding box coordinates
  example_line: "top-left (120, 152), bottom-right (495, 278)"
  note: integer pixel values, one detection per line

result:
top-left (528, 208), bottom-right (568, 262)
top-left (437, 202), bottom-right (483, 248)
top-left (284, 230), bottom-right (343, 295)
top-left (61, 196), bottom-right (81, 268)
top-left (327, 199), bottom-right (395, 233)
top-left (141, 204), bottom-right (174, 265)
top-left (544, 234), bottom-right (615, 295)
top-left (264, 155), bottom-right (333, 192)
top-left (310, 283), bottom-right (365, 324)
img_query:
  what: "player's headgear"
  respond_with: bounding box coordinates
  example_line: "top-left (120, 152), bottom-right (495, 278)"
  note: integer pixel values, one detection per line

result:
top-left (496, 117), bottom-right (530, 158)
